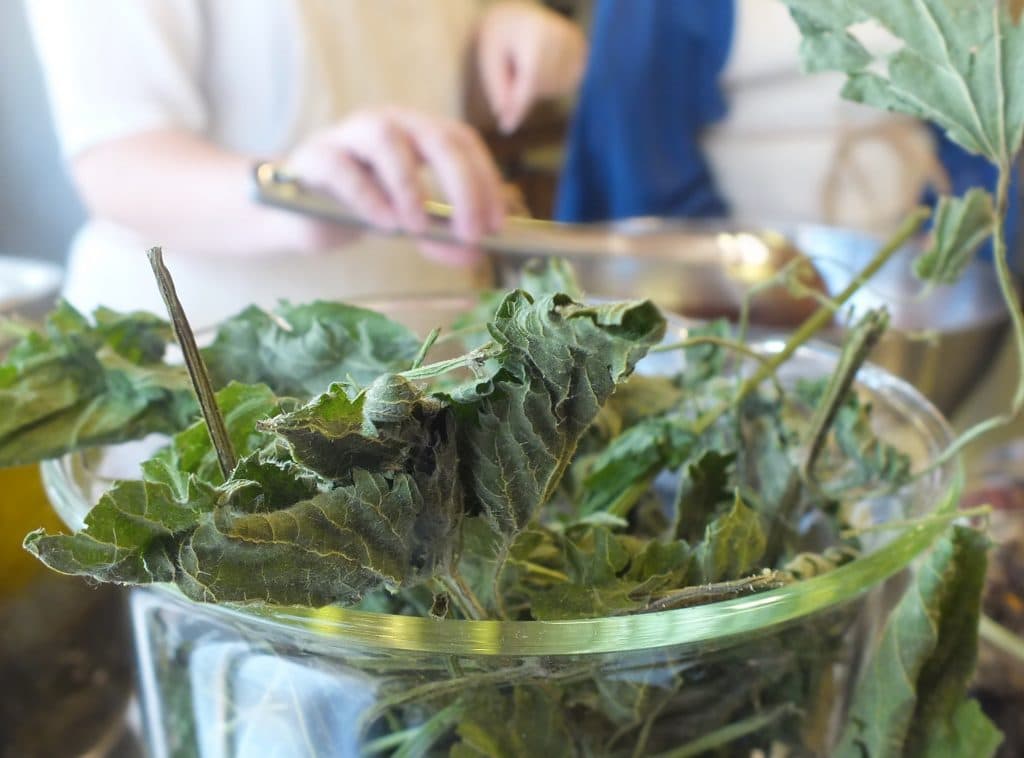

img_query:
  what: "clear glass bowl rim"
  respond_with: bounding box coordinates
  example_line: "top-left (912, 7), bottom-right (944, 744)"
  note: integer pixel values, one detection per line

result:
top-left (41, 335), bottom-right (961, 657)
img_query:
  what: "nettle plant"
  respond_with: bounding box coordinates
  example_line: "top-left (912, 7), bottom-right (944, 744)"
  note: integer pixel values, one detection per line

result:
top-left (1, 2), bottom-right (1023, 755)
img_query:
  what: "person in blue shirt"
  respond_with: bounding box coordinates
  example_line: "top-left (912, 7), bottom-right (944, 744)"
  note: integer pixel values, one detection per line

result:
top-left (556, 0), bottom-right (1018, 260)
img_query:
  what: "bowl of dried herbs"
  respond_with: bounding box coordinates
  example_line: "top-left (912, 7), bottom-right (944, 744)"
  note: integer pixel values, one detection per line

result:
top-left (4, 268), bottom-right (969, 757)
top-left (8, 1), bottom-right (1024, 755)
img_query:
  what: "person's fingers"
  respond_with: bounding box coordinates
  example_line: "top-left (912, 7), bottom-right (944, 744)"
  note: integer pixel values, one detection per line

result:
top-left (288, 143), bottom-right (396, 229)
top-left (325, 152), bottom-right (397, 230)
top-left (318, 114), bottom-right (428, 233)
top-left (501, 49), bottom-right (538, 133)
top-left (356, 116), bottom-right (428, 233)
top-left (479, 38), bottom-right (516, 133)
top-left (396, 114), bottom-right (491, 241)
top-left (457, 125), bottom-right (506, 231)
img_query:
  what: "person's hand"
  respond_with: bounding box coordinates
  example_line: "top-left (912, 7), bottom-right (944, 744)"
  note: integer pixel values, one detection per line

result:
top-left (477, 1), bottom-right (587, 134)
top-left (284, 107), bottom-right (505, 264)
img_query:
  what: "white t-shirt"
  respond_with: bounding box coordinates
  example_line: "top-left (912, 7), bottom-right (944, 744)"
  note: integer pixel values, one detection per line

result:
top-left (703, 0), bottom-right (944, 234)
top-left (26, 0), bottom-right (489, 328)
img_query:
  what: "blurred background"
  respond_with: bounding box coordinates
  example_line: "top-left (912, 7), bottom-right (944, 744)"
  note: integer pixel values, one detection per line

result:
top-left (0, 3), bottom-right (82, 263)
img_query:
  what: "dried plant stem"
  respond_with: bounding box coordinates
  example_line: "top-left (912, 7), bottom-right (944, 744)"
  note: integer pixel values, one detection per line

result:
top-left (147, 247), bottom-right (237, 477)
top-left (979, 614), bottom-right (1024, 666)
top-left (648, 704), bottom-right (800, 758)
top-left (652, 335), bottom-right (786, 398)
top-left (801, 309), bottom-right (889, 479)
top-left (410, 327), bottom-right (441, 370)
top-left (928, 164), bottom-right (1024, 468)
top-left (692, 207), bottom-right (931, 437)
top-left (438, 569), bottom-right (487, 621)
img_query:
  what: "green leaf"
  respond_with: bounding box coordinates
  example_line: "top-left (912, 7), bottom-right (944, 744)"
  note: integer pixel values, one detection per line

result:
top-left (177, 391), bottom-right (463, 606)
top-left (915, 189), bottom-right (996, 284)
top-left (449, 258), bottom-right (586, 353)
top-left (696, 491), bottom-right (766, 583)
top-left (451, 686), bottom-right (574, 758)
top-left (518, 257), bottom-right (584, 301)
top-left (781, 0), bottom-right (1024, 166)
top-left (262, 375), bottom-right (444, 481)
top-left (580, 416), bottom-right (694, 517)
top-left (223, 455), bottom-right (321, 514)
top-left (592, 374), bottom-right (686, 443)
top-left (736, 392), bottom-right (798, 524)
top-left (796, 378), bottom-right (912, 494)
top-left (0, 302), bottom-right (196, 466)
top-left (24, 476), bottom-right (219, 585)
top-left (565, 374), bottom-right (687, 509)
top-left (919, 699), bottom-right (1004, 758)
top-left (673, 450), bottom-right (736, 543)
top-left (835, 526), bottom-right (1001, 757)
top-left (450, 292), bottom-right (665, 538)
top-left (678, 320), bottom-right (732, 388)
top-left (178, 469), bottom-right (455, 606)
top-left (202, 301), bottom-right (422, 398)
top-left (144, 382), bottom-right (282, 490)
top-left (526, 528), bottom-right (693, 620)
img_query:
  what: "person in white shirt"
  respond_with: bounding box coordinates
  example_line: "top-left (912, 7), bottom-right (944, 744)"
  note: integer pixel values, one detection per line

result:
top-left (25, 0), bottom-right (586, 327)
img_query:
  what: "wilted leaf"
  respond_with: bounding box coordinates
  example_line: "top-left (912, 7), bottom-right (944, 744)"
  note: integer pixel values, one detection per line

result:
top-left (262, 374), bottom-right (445, 481)
top-left (178, 468), bottom-right (454, 606)
top-left (736, 393), bottom-right (798, 523)
top-left (915, 189), bottom-right (996, 284)
top-left (795, 378), bottom-right (912, 494)
top-left (450, 258), bottom-right (586, 353)
top-left (0, 302), bottom-right (196, 466)
top-left (696, 491), bottom-right (767, 583)
top-left (596, 375), bottom-right (685, 438)
top-left (451, 687), bottom-right (573, 758)
top-left (25, 476), bottom-right (219, 585)
top-left (144, 382), bottom-right (282, 490)
top-left (202, 301), bottom-right (422, 397)
top-left (527, 527), bottom-right (693, 620)
top-left (450, 292), bottom-right (665, 537)
top-left (580, 416), bottom-right (694, 517)
top-left (835, 526), bottom-right (1000, 757)
top-left (673, 450), bottom-right (736, 543)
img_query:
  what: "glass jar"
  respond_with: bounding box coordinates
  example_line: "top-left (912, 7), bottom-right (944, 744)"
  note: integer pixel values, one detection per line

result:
top-left (41, 299), bottom-right (959, 758)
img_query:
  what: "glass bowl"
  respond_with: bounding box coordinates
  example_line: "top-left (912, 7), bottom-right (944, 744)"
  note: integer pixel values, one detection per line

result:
top-left (41, 296), bottom-right (959, 758)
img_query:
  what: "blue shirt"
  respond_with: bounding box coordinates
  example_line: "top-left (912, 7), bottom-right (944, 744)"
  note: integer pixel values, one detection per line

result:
top-left (555, 0), bottom-right (1018, 262)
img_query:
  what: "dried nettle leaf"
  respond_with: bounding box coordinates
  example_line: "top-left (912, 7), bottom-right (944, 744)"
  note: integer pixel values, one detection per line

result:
top-left (261, 374), bottom-right (445, 480)
top-left (23, 382), bottom-right (284, 583)
top-left (449, 291), bottom-right (665, 538)
top-left (179, 464), bottom-right (459, 605)
top-left (524, 526), bottom-right (694, 620)
top-left (201, 300), bottom-right (423, 397)
top-left (0, 302), bottom-right (196, 466)
top-left (835, 526), bottom-right (1001, 757)
top-left (695, 491), bottom-right (767, 584)
top-left (27, 290), bottom-right (663, 608)
top-left (450, 687), bottom-right (574, 758)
